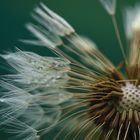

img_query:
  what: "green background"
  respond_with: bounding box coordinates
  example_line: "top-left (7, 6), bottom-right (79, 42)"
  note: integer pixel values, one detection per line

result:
top-left (0, 0), bottom-right (138, 139)
top-left (0, 0), bottom-right (138, 70)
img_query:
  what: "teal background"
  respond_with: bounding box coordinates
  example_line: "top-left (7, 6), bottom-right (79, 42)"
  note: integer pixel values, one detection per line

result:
top-left (0, 0), bottom-right (139, 139)
top-left (0, 0), bottom-right (139, 69)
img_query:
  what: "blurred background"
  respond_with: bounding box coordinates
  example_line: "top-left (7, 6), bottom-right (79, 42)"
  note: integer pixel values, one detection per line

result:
top-left (0, 0), bottom-right (139, 139)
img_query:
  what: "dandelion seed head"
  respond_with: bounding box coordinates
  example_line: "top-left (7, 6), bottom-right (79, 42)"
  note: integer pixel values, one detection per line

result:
top-left (119, 83), bottom-right (140, 111)
top-left (2, 1), bottom-right (140, 140)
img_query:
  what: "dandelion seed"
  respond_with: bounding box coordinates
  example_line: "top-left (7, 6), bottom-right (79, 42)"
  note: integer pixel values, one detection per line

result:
top-left (99, 0), bottom-right (116, 15)
top-left (1, 1), bottom-right (140, 140)
top-left (124, 4), bottom-right (140, 39)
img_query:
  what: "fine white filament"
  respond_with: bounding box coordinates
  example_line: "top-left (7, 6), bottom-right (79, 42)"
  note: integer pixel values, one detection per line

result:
top-left (124, 4), bottom-right (140, 39)
top-left (99, 0), bottom-right (116, 15)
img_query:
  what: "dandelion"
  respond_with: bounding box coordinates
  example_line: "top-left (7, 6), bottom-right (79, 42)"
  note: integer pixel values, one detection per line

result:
top-left (1, 1), bottom-right (140, 140)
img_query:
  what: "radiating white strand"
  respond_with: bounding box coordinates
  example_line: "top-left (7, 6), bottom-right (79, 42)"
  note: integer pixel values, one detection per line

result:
top-left (99, 0), bottom-right (116, 15)
top-left (19, 105), bottom-right (61, 131)
top-left (33, 90), bottom-right (73, 105)
top-left (27, 2), bottom-right (115, 77)
top-left (1, 51), bottom-right (70, 88)
top-left (40, 3), bottom-right (74, 31)
top-left (0, 81), bottom-right (32, 125)
top-left (69, 35), bottom-right (115, 73)
top-left (124, 4), bottom-right (140, 39)
top-left (36, 106), bottom-right (63, 137)
top-left (0, 80), bottom-right (62, 138)
top-left (2, 50), bottom-right (70, 72)
top-left (1, 77), bottom-right (72, 106)
top-left (117, 123), bottom-right (123, 140)
top-left (37, 106), bottom-right (62, 130)
top-left (1, 50), bottom-right (72, 110)
top-left (4, 118), bottom-right (40, 140)
top-left (26, 24), bottom-right (57, 48)
top-left (33, 3), bottom-right (74, 36)
top-left (26, 23), bottom-right (62, 48)
top-left (19, 105), bottom-right (44, 128)
top-left (20, 39), bottom-right (48, 46)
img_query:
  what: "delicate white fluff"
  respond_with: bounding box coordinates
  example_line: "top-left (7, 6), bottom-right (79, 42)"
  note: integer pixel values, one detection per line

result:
top-left (0, 81), bottom-right (32, 124)
top-left (0, 48), bottom-right (71, 139)
top-left (33, 3), bottom-right (74, 37)
top-left (24, 2), bottom-right (75, 49)
top-left (1, 50), bottom-right (72, 107)
top-left (20, 40), bottom-right (49, 47)
top-left (0, 2), bottom-right (95, 140)
top-left (99, 0), bottom-right (116, 15)
top-left (4, 118), bottom-right (40, 140)
top-left (124, 5), bottom-right (140, 39)
top-left (26, 24), bottom-right (62, 48)
top-left (19, 105), bottom-right (62, 130)
top-left (0, 80), bottom-right (62, 139)
top-left (2, 50), bottom-right (70, 88)
top-left (70, 36), bottom-right (115, 73)
top-left (34, 89), bottom-right (73, 105)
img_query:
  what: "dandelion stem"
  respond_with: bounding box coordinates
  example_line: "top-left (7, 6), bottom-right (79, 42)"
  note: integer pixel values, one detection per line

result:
top-left (111, 15), bottom-right (128, 65)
